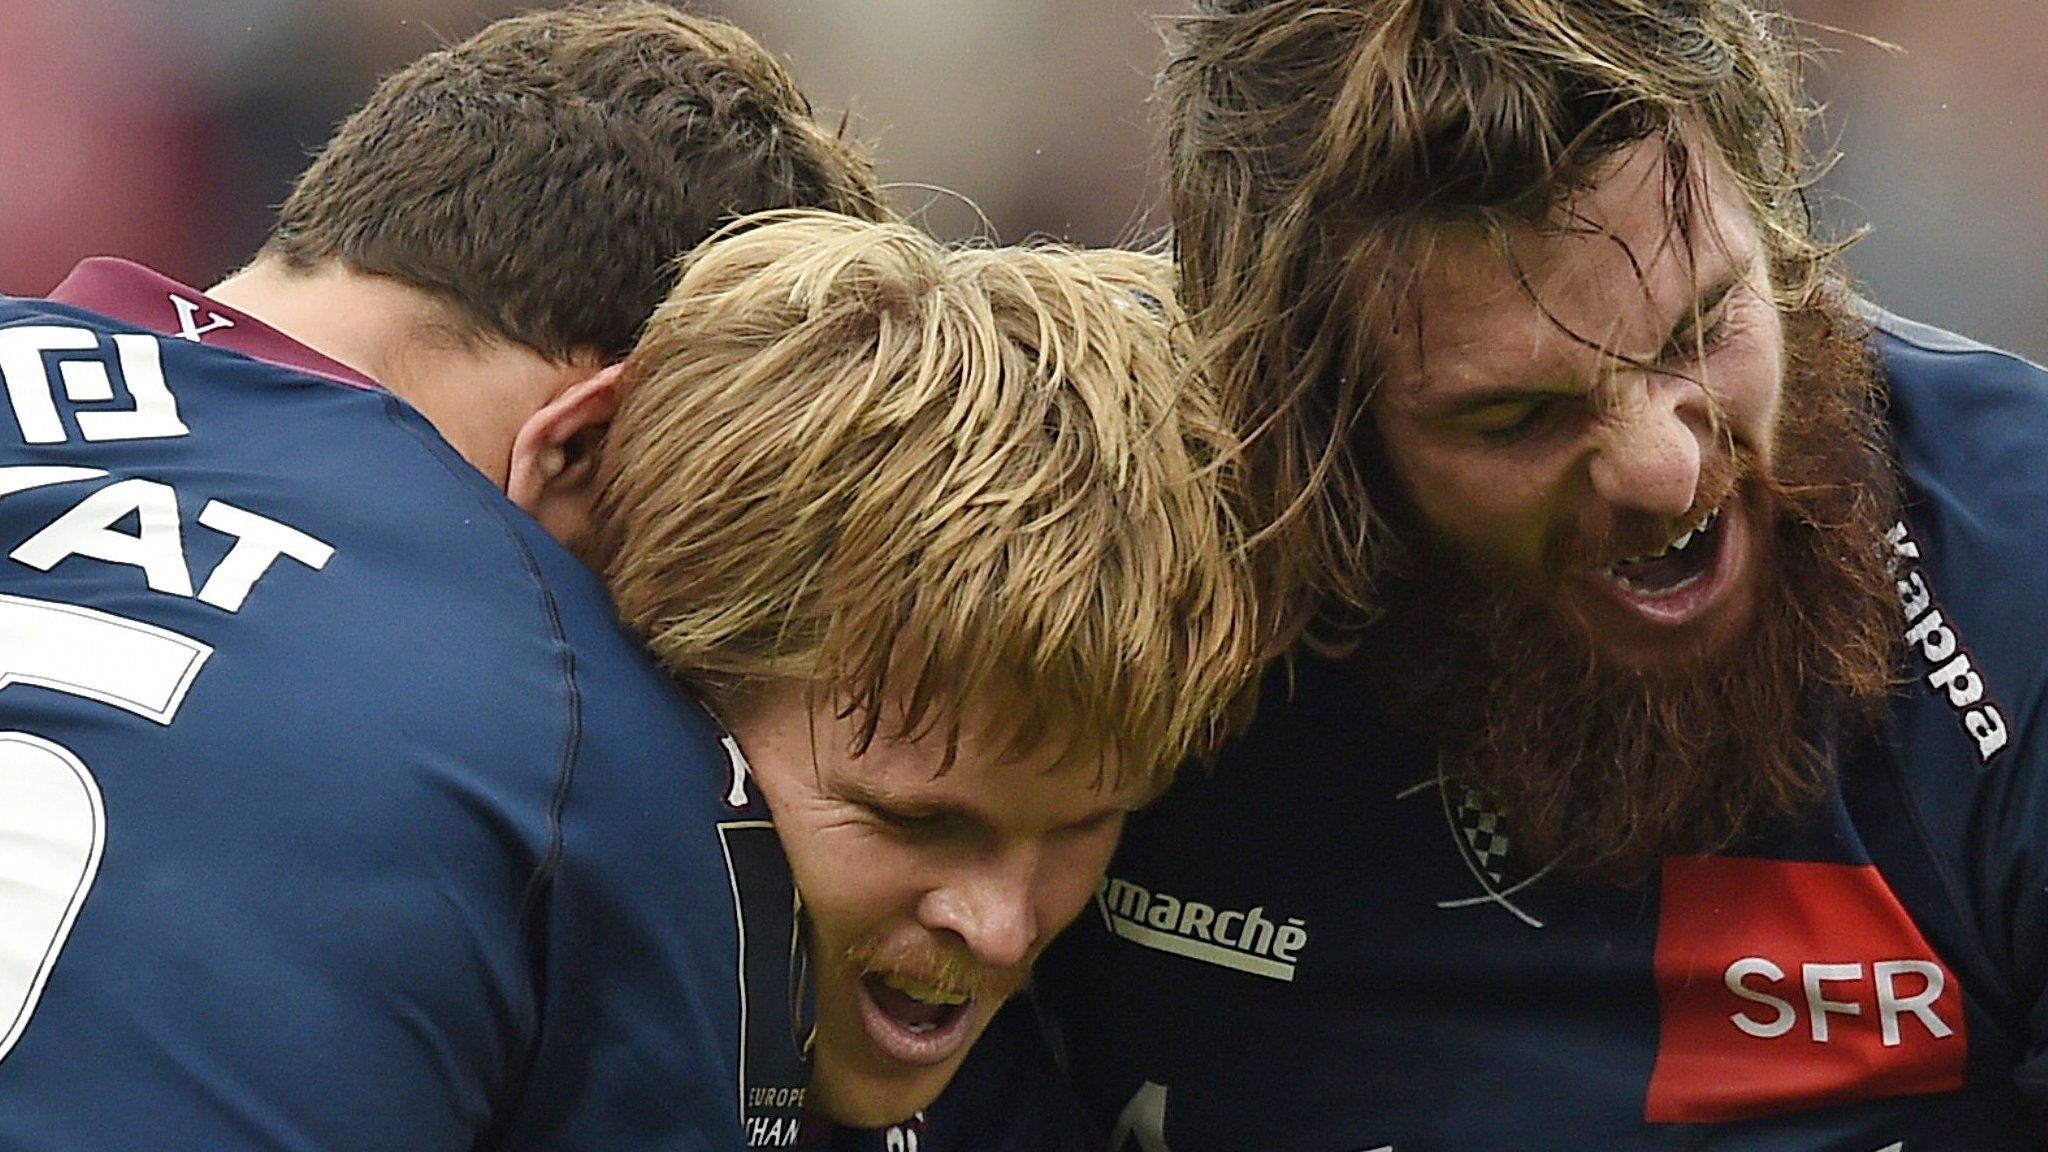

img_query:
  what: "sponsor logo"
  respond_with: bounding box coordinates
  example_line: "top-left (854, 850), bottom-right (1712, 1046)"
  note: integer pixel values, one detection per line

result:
top-left (168, 294), bottom-right (234, 343)
top-left (1888, 521), bottom-right (2008, 762)
top-left (1095, 877), bottom-right (1307, 982)
top-left (1645, 857), bottom-right (1966, 1123)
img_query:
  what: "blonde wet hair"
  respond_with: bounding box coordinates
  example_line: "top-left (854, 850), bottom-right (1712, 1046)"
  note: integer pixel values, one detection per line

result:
top-left (587, 210), bottom-right (1262, 790)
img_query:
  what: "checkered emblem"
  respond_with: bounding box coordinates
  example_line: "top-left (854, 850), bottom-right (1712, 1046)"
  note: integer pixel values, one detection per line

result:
top-left (1400, 766), bottom-right (1554, 929)
top-left (1454, 786), bottom-right (1514, 887)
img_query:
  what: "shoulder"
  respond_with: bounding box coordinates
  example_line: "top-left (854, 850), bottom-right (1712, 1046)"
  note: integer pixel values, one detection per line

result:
top-left (1871, 307), bottom-right (2048, 771)
top-left (0, 291), bottom-right (676, 824)
top-left (1871, 302), bottom-right (2048, 482)
top-left (1864, 312), bottom-right (2048, 1019)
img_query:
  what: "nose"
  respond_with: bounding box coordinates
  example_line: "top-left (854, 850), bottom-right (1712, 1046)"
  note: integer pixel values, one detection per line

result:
top-left (916, 845), bottom-right (1044, 970)
top-left (1587, 375), bottom-right (1706, 519)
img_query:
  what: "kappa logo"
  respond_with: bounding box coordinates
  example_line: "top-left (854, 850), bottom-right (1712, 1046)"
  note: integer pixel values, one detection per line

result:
top-left (1645, 857), bottom-right (1965, 1124)
top-left (1094, 876), bottom-right (1308, 982)
top-left (1887, 521), bottom-right (2008, 762)
top-left (1398, 767), bottom-right (1555, 929)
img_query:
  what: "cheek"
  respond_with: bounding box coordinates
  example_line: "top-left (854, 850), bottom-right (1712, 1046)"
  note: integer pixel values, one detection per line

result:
top-left (1376, 417), bottom-right (1561, 566)
top-left (780, 822), bottom-right (923, 937)
top-left (1710, 313), bottom-right (1786, 455)
top-left (1034, 824), bottom-right (1125, 935)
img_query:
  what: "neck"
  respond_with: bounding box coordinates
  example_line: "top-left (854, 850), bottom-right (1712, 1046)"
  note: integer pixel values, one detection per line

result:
top-left (208, 257), bottom-right (585, 487)
top-left (209, 258), bottom-right (439, 393)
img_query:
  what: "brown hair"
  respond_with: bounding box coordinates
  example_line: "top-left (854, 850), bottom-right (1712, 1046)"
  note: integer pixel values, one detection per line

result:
top-left (265, 1), bottom-right (887, 361)
top-left (587, 211), bottom-right (1263, 790)
top-left (1164, 0), bottom-right (1839, 643)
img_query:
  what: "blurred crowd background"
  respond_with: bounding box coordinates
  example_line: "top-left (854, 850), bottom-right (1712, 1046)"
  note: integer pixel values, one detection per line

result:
top-left (2, 0), bottom-right (2041, 361)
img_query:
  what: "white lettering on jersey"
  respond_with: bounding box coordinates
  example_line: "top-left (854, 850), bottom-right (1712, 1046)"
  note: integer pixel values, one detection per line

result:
top-left (0, 733), bottom-right (103, 1064)
top-left (1726, 956), bottom-right (1954, 1046)
top-left (881, 1114), bottom-right (924, 1152)
top-left (169, 295), bottom-right (235, 344)
top-left (13, 478), bottom-right (193, 596)
top-left (741, 1115), bottom-right (801, 1146)
top-left (0, 466), bottom-right (106, 500)
top-left (1, 326), bottom-right (97, 443)
top-left (192, 501), bottom-right (335, 612)
top-left (0, 594), bottom-right (212, 1063)
top-left (1096, 876), bottom-right (1308, 981)
top-left (721, 731), bottom-right (754, 810)
top-left (1887, 521), bottom-right (2007, 760)
top-left (0, 326), bottom-right (187, 445)
top-left (1109, 1081), bottom-right (1173, 1152)
top-left (3, 470), bottom-right (335, 615)
top-left (78, 335), bottom-right (187, 441)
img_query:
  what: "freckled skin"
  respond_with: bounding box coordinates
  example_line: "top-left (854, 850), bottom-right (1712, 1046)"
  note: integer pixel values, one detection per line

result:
top-left (728, 681), bottom-right (1145, 1127)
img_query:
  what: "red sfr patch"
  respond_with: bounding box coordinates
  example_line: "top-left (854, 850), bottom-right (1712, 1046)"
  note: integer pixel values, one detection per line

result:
top-left (1645, 856), bottom-right (1966, 1123)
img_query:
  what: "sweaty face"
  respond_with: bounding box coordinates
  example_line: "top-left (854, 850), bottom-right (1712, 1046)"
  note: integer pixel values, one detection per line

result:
top-left (728, 682), bottom-right (1143, 1127)
top-left (1374, 136), bottom-right (1783, 670)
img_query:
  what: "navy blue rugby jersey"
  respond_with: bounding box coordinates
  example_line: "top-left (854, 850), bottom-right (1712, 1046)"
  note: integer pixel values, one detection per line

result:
top-left (0, 260), bottom-right (777, 1150)
top-left (886, 313), bottom-right (2048, 1151)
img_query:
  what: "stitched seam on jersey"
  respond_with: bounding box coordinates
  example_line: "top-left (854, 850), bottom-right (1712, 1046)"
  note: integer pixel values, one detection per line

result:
top-left (384, 396), bottom-right (578, 1118)
top-left (1863, 304), bottom-right (2047, 373)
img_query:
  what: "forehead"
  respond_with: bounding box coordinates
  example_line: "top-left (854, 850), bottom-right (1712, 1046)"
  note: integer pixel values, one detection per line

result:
top-left (792, 684), bottom-right (1150, 808)
top-left (1378, 135), bottom-right (1762, 401)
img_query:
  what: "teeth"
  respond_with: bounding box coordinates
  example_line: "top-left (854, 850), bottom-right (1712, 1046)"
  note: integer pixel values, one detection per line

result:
top-left (881, 972), bottom-right (970, 1007)
top-left (1608, 506), bottom-right (1721, 568)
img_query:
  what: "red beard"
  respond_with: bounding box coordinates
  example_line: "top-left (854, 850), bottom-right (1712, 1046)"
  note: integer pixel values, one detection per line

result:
top-left (1361, 299), bottom-right (1902, 882)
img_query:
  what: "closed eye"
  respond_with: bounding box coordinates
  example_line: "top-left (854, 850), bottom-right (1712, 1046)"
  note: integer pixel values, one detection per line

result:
top-left (866, 802), bottom-right (961, 839)
top-left (1657, 283), bottom-right (1741, 367)
top-left (1463, 396), bottom-right (1562, 444)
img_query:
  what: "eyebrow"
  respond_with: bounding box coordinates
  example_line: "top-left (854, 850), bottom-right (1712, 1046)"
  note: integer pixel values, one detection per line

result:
top-left (1418, 271), bottom-right (1744, 421)
top-left (836, 775), bottom-right (1131, 831)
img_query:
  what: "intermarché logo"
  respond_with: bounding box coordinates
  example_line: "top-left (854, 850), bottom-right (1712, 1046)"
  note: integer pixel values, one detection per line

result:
top-left (1094, 875), bottom-right (1307, 982)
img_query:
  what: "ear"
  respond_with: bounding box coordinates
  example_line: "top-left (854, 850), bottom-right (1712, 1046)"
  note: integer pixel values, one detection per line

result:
top-left (507, 362), bottom-right (626, 544)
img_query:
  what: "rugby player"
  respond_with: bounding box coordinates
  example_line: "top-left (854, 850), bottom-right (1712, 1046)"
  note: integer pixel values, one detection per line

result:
top-left (0, 5), bottom-right (894, 1148)
top-left (891, 1), bottom-right (2048, 1147)
top-left (584, 211), bottom-right (1260, 1145)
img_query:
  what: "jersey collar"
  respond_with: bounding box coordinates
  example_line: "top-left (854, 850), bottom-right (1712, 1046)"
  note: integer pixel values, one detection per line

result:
top-left (47, 258), bottom-right (383, 392)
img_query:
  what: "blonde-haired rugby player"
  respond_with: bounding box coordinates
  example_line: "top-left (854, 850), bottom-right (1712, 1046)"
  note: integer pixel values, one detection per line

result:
top-left (556, 210), bottom-right (1263, 1141)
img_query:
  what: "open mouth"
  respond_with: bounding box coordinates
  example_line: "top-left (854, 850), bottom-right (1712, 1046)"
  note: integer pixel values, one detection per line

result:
top-left (857, 971), bottom-right (978, 1066)
top-left (1577, 502), bottom-right (1748, 631)
top-left (1603, 506), bottom-right (1724, 596)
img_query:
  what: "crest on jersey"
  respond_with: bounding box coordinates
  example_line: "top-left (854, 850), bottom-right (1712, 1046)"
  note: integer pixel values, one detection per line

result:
top-left (1398, 765), bottom-right (1554, 929)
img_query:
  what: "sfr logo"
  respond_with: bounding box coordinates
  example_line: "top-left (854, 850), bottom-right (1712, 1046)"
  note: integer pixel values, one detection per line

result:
top-left (1725, 957), bottom-right (1954, 1046)
top-left (1646, 857), bottom-right (1965, 1124)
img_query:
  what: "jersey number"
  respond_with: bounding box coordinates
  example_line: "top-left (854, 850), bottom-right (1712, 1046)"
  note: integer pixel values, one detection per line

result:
top-left (0, 593), bottom-right (211, 1063)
